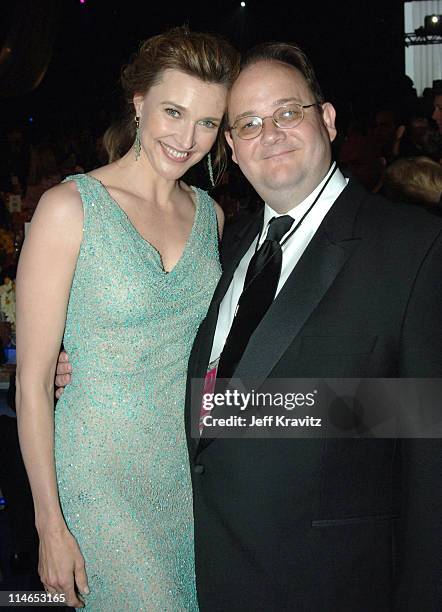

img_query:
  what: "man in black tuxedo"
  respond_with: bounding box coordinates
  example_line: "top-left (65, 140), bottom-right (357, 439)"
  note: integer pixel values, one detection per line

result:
top-left (185, 43), bottom-right (442, 611)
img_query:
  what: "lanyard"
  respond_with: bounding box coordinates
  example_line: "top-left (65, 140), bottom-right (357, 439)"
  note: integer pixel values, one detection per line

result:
top-left (238, 162), bottom-right (338, 298)
top-left (255, 162), bottom-right (338, 253)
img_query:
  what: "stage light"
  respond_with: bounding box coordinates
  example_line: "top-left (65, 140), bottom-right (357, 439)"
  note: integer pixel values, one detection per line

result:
top-left (424, 14), bottom-right (442, 34)
top-left (28, 117), bottom-right (34, 123)
top-left (240, 1), bottom-right (246, 6)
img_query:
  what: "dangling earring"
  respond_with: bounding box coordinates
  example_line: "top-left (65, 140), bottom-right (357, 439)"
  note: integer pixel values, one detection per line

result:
top-left (207, 152), bottom-right (215, 187)
top-left (134, 116), bottom-right (141, 161)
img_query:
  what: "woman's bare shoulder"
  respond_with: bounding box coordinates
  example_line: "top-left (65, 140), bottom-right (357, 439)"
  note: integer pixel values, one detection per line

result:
top-left (31, 181), bottom-right (84, 233)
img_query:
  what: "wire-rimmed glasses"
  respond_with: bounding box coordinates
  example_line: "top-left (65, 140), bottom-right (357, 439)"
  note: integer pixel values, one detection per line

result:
top-left (229, 103), bottom-right (320, 140)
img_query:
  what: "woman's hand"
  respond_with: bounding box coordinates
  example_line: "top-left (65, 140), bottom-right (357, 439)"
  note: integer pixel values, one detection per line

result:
top-left (55, 351), bottom-right (72, 399)
top-left (38, 525), bottom-right (89, 608)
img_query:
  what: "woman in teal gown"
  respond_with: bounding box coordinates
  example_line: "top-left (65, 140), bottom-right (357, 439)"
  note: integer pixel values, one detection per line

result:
top-left (15, 27), bottom-right (239, 610)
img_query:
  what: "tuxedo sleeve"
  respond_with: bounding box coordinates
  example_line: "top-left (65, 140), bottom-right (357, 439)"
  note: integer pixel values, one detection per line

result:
top-left (395, 230), bottom-right (442, 611)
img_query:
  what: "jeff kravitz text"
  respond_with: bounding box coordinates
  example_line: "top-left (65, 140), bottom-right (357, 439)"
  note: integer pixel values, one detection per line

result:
top-left (200, 388), bottom-right (322, 431)
top-left (201, 414), bottom-right (322, 428)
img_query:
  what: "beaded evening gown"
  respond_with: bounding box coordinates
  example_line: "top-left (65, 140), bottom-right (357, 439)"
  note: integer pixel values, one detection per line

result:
top-left (54, 174), bottom-right (221, 611)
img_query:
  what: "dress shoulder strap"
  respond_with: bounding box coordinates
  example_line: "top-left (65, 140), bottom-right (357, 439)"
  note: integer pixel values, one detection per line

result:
top-left (190, 186), bottom-right (220, 257)
top-left (191, 186), bottom-right (218, 219)
top-left (62, 173), bottom-right (102, 202)
top-left (62, 173), bottom-right (107, 234)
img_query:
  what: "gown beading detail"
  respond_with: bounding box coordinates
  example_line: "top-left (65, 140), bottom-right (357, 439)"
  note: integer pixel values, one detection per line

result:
top-left (54, 174), bottom-right (221, 611)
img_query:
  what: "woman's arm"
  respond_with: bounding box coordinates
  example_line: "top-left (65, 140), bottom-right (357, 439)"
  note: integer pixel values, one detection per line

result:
top-left (15, 182), bottom-right (88, 608)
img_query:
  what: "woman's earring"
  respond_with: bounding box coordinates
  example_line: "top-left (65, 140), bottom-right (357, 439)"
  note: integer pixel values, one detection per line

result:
top-left (207, 152), bottom-right (215, 187)
top-left (134, 116), bottom-right (141, 161)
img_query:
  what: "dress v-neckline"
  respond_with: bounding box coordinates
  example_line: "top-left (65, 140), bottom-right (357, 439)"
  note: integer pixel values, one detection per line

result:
top-left (87, 175), bottom-right (200, 276)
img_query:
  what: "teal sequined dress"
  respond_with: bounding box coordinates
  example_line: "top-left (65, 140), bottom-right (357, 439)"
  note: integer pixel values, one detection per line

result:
top-left (54, 174), bottom-right (221, 610)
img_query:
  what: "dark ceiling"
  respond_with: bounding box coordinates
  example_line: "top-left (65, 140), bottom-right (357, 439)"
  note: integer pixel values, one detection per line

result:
top-left (0, 0), bottom-right (407, 134)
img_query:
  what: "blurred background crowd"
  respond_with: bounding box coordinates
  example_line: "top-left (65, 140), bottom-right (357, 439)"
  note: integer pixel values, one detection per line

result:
top-left (1, 83), bottom-right (441, 278)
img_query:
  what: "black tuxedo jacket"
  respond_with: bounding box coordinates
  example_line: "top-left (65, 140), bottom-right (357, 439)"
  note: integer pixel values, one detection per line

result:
top-left (185, 180), bottom-right (442, 611)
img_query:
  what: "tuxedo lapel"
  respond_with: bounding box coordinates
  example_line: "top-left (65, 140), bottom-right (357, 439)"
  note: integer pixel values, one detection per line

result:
top-left (196, 181), bottom-right (365, 454)
top-left (193, 212), bottom-right (264, 374)
top-left (187, 211), bottom-right (263, 457)
top-left (214, 211), bottom-right (263, 304)
top-left (233, 227), bottom-right (361, 388)
top-left (234, 182), bottom-right (364, 386)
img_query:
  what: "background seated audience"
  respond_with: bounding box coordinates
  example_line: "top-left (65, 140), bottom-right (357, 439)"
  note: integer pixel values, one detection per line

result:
top-left (383, 156), bottom-right (442, 211)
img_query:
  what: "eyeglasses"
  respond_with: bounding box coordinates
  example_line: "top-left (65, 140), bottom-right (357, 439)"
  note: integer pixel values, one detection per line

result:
top-left (229, 103), bottom-right (320, 140)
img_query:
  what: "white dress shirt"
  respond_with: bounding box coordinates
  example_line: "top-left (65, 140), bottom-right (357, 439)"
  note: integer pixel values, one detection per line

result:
top-left (209, 164), bottom-right (349, 363)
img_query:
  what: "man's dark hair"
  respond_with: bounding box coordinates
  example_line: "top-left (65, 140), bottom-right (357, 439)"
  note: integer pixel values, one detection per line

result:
top-left (241, 42), bottom-right (324, 104)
